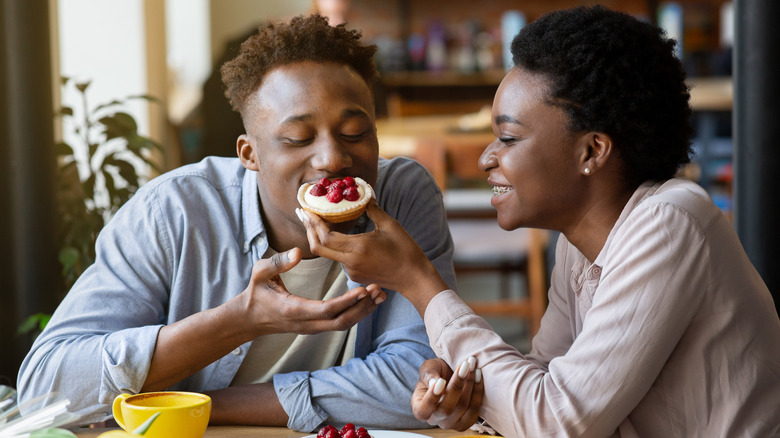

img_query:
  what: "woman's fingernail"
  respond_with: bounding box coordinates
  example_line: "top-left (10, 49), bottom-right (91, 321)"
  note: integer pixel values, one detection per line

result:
top-left (475, 369), bottom-right (482, 383)
top-left (357, 293), bottom-right (367, 300)
top-left (468, 356), bottom-right (477, 372)
top-left (374, 296), bottom-right (385, 305)
top-left (458, 360), bottom-right (469, 378)
top-left (370, 289), bottom-right (380, 300)
top-left (433, 378), bottom-right (446, 396)
top-left (428, 378), bottom-right (437, 389)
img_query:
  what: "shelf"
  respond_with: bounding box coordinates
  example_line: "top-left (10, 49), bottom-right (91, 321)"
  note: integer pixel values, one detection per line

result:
top-left (380, 69), bottom-right (506, 87)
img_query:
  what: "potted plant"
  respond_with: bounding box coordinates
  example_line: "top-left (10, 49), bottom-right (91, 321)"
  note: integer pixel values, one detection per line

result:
top-left (18, 78), bottom-right (162, 336)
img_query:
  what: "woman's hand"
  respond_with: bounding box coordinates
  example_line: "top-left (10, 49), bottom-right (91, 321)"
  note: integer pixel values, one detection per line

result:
top-left (411, 357), bottom-right (483, 431)
top-left (234, 247), bottom-right (386, 336)
top-left (296, 201), bottom-right (449, 314)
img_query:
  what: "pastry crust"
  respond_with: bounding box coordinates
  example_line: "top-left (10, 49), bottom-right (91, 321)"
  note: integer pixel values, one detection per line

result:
top-left (297, 177), bottom-right (373, 223)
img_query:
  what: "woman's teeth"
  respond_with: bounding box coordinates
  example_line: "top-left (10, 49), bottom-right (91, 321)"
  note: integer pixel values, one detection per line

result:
top-left (492, 185), bottom-right (514, 196)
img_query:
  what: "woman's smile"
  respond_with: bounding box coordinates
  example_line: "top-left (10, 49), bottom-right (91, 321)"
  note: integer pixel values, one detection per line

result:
top-left (491, 185), bottom-right (515, 197)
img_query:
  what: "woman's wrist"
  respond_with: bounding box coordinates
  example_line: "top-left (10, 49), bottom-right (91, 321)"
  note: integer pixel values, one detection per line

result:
top-left (398, 261), bottom-right (449, 317)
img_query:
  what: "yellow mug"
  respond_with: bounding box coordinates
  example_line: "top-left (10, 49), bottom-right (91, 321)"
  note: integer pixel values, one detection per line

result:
top-left (112, 391), bottom-right (211, 438)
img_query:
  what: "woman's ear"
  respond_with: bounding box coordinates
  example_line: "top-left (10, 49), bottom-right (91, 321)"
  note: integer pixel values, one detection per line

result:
top-left (578, 132), bottom-right (614, 176)
top-left (237, 134), bottom-right (259, 171)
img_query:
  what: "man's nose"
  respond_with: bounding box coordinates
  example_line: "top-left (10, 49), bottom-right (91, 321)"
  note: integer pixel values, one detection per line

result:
top-left (311, 135), bottom-right (353, 173)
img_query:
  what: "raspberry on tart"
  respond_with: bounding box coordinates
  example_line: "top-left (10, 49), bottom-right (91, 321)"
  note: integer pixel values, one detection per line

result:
top-left (297, 177), bottom-right (373, 223)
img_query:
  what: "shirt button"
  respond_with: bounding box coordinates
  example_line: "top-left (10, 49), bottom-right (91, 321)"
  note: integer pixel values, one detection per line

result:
top-left (243, 241), bottom-right (250, 251)
top-left (231, 348), bottom-right (241, 355)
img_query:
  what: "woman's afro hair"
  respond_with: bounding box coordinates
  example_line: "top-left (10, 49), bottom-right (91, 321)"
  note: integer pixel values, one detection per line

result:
top-left (221, 14), bottom-right (377, 114)
top-left (511, 6), bottom-right (694, 185)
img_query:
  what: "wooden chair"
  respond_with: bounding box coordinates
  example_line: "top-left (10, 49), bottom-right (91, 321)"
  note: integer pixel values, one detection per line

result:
top-left (415, 138), bottom-right (549, 335)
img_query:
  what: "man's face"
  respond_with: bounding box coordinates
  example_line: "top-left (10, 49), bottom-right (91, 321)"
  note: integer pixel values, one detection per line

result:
top-left (237, 61), bottom-right (378, 245)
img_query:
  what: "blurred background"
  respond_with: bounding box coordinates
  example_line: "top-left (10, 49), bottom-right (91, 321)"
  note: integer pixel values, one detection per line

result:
top-left (3, 0), bottom-right (777, 388)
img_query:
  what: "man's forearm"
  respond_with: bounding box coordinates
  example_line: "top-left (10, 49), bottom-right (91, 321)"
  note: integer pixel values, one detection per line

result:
top-left (206, 383), bottom-right (288, 426)
top-left (142, 298), bottom-right (251, 392)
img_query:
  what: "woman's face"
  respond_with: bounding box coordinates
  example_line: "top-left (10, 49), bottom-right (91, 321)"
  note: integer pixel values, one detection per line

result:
top-left (480, 67), bottom-right (586, 232)
top-left (238, 61), bottom-right (378, 238)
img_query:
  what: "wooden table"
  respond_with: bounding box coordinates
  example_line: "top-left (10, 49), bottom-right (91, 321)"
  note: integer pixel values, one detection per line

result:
top-left (73, 426), bottom-right (480, 437)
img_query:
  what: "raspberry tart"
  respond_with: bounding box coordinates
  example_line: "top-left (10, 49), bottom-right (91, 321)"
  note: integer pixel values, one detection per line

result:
top-left (297, 176), bottom-right (373, 223)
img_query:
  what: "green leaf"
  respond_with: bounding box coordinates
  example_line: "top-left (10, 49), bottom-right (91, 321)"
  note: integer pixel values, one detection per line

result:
top-left (103, 169), bottom-right (117, 202)
top-left (88, 142), bottom-right (99, 159)
top-left (114, 159), bottom-right (139, 187)
top-left (100, 112), bottom-right (138, 140)
top-left (83, 173), bottom-right (96, 200)
top-left (17, 313), bottom-right (52, 335)
top-left (30, 428), bottom-right (78, 437)
top-left (75, 81), bottom-right (91, 92)
top-left (56, 107), bottom-right (74, 117)
top-left (126, 94), bottom-right (162, 104)
top-left (59, 246), bottom-right (80, 271)
top-left (92, 99), bottom-right (124, 114)
top-left (55, 141), bottom-right (75, 157)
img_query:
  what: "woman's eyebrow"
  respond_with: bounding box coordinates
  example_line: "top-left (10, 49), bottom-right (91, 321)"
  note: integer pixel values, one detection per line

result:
top-left (494, 114), bottom-right (523, 125)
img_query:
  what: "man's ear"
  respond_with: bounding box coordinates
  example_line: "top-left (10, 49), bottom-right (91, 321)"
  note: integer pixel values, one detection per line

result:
top-left (577, 132), bottom-right (614, 176)
top-left (237, 134), bottom-right (259, 171)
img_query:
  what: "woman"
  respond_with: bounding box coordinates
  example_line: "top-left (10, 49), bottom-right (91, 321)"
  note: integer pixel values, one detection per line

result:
top-left (297, 6), bottom-right (780, 437)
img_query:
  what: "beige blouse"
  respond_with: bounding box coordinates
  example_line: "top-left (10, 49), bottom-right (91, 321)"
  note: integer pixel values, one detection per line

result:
top-left (425, 179), bottom-right (780, 437)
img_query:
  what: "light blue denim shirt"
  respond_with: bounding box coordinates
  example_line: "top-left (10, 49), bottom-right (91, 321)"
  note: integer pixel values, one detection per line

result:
top-left (18, 156), bottom-right (456, 432)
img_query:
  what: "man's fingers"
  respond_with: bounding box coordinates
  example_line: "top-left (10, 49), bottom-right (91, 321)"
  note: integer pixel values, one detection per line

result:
top-left (287, 285), bottom-right (385, 334)
top-left (252, 248), bottom-right (301, 283)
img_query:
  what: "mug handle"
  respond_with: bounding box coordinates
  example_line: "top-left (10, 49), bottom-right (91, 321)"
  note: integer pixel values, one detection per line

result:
top-left (112, 393), bottom-right (132, 431)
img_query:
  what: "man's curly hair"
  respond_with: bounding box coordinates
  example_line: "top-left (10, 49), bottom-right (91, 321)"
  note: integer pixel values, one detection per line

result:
top-left (221, 14), bottom-right (377, 115)
top-left (511, 6), bottom-right (694, 186)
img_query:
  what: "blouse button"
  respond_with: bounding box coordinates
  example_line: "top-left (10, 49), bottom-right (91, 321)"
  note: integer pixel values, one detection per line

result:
top-left (231, 348), bottom-right (241, 355)
top-left (588, 266), bottom-right (602, 279)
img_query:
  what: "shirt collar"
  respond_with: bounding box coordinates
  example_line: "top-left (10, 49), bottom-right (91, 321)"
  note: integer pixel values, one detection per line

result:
top-left (241, 168), bottom-right (266, 254)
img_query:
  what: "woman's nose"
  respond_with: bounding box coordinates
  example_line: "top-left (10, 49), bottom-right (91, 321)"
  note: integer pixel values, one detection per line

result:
top-left (311, 136), bottom-right (352, 173)
top-left (478, 139), bottom-right (500, 172)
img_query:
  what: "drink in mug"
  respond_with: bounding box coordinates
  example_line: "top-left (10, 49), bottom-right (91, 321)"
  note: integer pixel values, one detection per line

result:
top-left (112, 391), bottom-right (211, 438)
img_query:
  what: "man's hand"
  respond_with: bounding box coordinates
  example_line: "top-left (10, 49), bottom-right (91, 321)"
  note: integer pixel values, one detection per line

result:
top-left (143, 247), bottom-right (384, 392)
top-left (411, 357), bottom-right (483, 431)
top-left (237, 247), bottom-right (385, 336)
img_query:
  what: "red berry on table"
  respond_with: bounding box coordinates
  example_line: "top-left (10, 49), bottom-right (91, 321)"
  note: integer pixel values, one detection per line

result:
top-left (342, 429), bottom-right (357, 438)
top-left (343, 186), bottom-right (360, 201)
top-left (340, 423), bottom-right (355, 434)
top-left (342, 176), bottom-right (356, 187)
top-left (309, 184), bottom-right (327, 196)
top-left (326, 189), bottom-right (343, 203)
top-left (356, 427), bottom-right (369, 438)
top-left (324, 430), bottom-right (339, 438)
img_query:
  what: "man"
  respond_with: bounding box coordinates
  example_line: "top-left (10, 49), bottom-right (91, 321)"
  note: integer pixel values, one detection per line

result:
top-left (18, 15), bottom-right (455, 432)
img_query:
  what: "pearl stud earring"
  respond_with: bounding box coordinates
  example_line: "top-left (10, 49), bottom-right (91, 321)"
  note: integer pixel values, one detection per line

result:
top-left (584, 167), bottom-right (591, 175)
